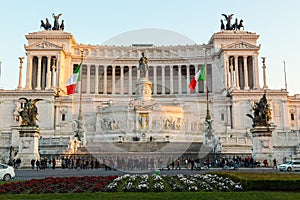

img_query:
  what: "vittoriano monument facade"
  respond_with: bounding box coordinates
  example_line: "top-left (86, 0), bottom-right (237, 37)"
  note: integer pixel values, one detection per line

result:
top-left (1, 14), bottom-right (300, 167)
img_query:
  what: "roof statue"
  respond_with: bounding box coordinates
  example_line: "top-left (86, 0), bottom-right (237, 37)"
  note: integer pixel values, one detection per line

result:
top-left (138, 52), bottom-right (149, 78)
top-left (221, 14), bottom-right (244, 31)
top-left (246, 93), bottom-right (271, 127)
top-left (40, 18), bottom-right (51, 30)
top-left (40, 13), bottom-right (64, 31)
top-left (18, 97), bottom-right (42, 127)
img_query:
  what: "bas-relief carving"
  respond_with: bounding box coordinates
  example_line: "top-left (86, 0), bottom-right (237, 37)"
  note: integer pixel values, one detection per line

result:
top-left (73, 45), bottom-right (204, 60)
top-left (28, 41), bottom-right (62, 50)
top-left (100, 118), bottom-right (120, 131)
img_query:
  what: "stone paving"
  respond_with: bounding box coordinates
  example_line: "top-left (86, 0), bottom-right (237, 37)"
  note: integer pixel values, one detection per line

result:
top-left (13, 167), bottom-right (292, 181)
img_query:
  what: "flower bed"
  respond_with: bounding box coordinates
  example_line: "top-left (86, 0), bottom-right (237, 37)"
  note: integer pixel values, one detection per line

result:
top-left (0, 174), bottom-right (243, 194)
top-left (107, 174), bottom-right (243, 192)
top-left (0, 176), bottom-right (117, 194)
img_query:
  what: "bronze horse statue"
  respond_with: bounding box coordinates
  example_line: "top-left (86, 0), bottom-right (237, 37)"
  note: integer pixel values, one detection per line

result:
top-left (40, 18), bottom-right (51, 30)
top-left (237, 19), bottom-right (244, 30)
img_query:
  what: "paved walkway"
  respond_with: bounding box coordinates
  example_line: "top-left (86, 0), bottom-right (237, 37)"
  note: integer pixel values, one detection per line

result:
top-left (14, 167), bottom-right (285, 181)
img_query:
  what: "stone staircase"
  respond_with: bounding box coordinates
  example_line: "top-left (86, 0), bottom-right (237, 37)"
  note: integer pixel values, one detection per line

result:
top-left (77, 141), bottom-right (208, 158)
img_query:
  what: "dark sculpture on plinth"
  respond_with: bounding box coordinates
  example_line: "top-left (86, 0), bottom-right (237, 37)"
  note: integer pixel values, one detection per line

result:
top-left (221, 14), bottom-right (245, 31)
top-left (247, 94), bottom-right (271, 127)
top-left (40, 13), bottom-right (64, 31)
top-left (18, 98), bottom-right (42, 126)
top-left (138, 53), bottom-right (149, 78)
top-left (60, 20), bottom-right (65, 31)
top-left (220, 19), bottom-right (225, 30)
top-left (222, 13), bottom-right (234, 30)
top-left (52, 13), bottom-right (62, 30)
top-left (237, 19), bottom-right (244, 30)
top-left (40, 18), bottom-right (51, 30)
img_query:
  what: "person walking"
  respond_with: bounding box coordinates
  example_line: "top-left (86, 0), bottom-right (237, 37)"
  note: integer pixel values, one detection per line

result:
top-left (273, 158), bottom-right (277, 169)
top-left (31, 159), bottom-right (35, 169)
top-left (36, 159), bottom-right (40, 171)
top-left (175, 159), bottom-right (181, 170)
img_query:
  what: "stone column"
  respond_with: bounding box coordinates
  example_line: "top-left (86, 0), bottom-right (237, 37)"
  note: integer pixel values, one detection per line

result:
top-left (153, 65), bottom-right (157, 95)
top-left (95, 65), bottom-right (99, 94)
top-left (262, 57), bottom-right (268, 89)
top-left (120, 66), bottom-right (124, 95)
top-left (35, 56), bottom-right (42, 90)
top-left (170, 65), bottom-right (174, 94)
top-left (51, 61), bottom-right (56, 89)
top-left (244, 56), bottom-right (249, 89)
top-left (195, 65), bottom-right (199, 92)
top-left (162, 65), bottom-right (165, 94)
top-left (186, 65), bottom-right (190, 92)
top-left (87, 64), bottom-right (91, 94)
top-left (146, 65), bottom-right (149, 79)
top-left (17, 57), bottom-right (25, 90)
top-left (25, 54), bottom-right (32, 90)
top-left (129, 66), bottom-right (132, 95)
top-left (224, 55), bottom-right (229, 90)
top-left (178, 65), bottom-right (182, 94)
top-left (112, 65), bottom-right (115, 94)
top-left (55, 56), bottom-right (60, 89)
top-left (46, 56), bottom-right (52, 90)
top-left (229, 57), bottom-right (233, 88)
top-left (234, 56), bottom-right (240, 89)
top-left (104, 65), bottom-right (107, 94)
top-left (254, 54), bottom-right (260, 89)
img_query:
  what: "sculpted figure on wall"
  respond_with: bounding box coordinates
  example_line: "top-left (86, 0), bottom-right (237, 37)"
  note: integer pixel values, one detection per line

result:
top-left (13, 102), bottom-right (20, 122)
top-left (100, 118), bottom-right (119, 131)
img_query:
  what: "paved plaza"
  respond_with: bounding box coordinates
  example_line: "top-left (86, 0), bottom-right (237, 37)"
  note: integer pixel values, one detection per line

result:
top-left (13, 167), bottom-right (294, 181)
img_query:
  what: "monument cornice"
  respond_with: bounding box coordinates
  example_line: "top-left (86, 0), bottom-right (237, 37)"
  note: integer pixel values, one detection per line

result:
top-left (209, 31), bottom-right (259, 42)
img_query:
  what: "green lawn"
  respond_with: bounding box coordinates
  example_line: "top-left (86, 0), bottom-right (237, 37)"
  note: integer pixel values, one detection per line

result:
top-left (214, 171), bottom-right (300, 180)
top-left (3, 192), bottom-right (300, 200)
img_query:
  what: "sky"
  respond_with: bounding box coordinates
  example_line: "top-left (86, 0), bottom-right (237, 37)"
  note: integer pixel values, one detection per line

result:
top-left (0, 0), bottom-right (299, 95)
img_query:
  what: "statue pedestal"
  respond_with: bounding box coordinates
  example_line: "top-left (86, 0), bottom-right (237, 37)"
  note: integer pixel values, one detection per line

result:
top-left (15, 126), bottom-right (40, 168)
top-left (250, 126), bottom-right (275, 164)
top-left (135, 78), bottom-right (152, 101)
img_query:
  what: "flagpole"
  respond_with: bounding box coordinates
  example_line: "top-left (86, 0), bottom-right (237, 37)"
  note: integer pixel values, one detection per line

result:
top-left (204, 47), bottom-right (211, 122)
top-left (78, 50), bottom-right (83, 121)
top-left (283, 60), bottom-right (287, 91)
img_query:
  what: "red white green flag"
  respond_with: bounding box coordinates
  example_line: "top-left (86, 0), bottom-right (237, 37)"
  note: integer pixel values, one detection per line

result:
top-left (66, 63), bottom-right (81, 95)
top-left (189, 64), bottom-right (206, 92)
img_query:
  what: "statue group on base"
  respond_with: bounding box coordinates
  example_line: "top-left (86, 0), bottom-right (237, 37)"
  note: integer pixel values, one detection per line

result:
top-left (247, 93), bottom-right (271, 127)
top-left (41, 13), bottom-right (64, 31)
top-left (220, 14), bottom-right (244, 31)
top-left (18, 98), bottom-right (42, 127)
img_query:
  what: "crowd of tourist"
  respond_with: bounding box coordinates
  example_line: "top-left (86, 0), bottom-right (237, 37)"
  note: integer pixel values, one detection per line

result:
top-left (20, 155), bottom-right (277, 171)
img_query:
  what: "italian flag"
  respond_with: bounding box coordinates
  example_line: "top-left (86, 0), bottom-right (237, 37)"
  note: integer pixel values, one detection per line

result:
top-left (66, 63), bottom-right (81, 95)
top-left (189, 64), bottom-right (206, 92)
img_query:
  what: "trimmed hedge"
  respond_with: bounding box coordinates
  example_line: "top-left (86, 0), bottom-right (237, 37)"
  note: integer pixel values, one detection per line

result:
top-left (211, 172), bottom-right (300, 191)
